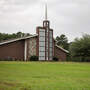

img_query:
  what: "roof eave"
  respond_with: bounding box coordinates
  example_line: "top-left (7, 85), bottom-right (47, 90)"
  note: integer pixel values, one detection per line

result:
top-left (0, 34), bottom-right (38, 46)
top-left (55, 45), bottom-right (69, 53)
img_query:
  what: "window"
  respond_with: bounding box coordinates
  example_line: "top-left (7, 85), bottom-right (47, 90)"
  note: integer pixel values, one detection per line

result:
top-left (39, 29), bottom-right (45, 37)
top-left (39, 29), bottom-right (46, 60)
top-left (50, 52), bottom-right (52, 57)
top-left (50, 47), bottom-right (53, 52)
top-left (39, 46), bottom-right (45, 52)
top-left (39, 29), bottom-right (45, 32)
top-left (39, 56), bottom-right (45, 60)
top-left (39, 36), bottom-right (45, 42)
top-left (39, 32), bottom-right (45, 37)
top-left (50, 43), bottom-right (52, 48)
top-left (39, 51), bottom-right (45, 57)
top-left (39, 41), bottom-right (45, 47)
top-left (49, 31), bottom-right (52, 37)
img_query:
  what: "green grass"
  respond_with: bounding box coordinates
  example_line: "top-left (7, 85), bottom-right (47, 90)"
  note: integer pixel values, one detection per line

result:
top-left (0, 62), bottom-right (90, 90)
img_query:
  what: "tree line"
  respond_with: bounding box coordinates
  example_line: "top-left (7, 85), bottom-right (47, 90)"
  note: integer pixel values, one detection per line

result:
top-left (56, 34), bottom-right (90, 62)
top-left (0, 32), bottom-right (90, 62)
top-left (0, 32), bottom-right (31, 42)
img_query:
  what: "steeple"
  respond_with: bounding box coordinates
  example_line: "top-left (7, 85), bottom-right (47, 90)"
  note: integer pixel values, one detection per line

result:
top-left (36, 1), bottom-right (53, 61)
top-left (45, 2), bottom-right (47, 20)
top-left (43, 1), bottom-right (50, 28)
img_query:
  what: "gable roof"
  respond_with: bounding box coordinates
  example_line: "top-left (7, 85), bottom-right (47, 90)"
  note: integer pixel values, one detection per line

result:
top-left (55, 45), bottom-right (69, 53)
top-left (0, 34), bottom-right (38, 46)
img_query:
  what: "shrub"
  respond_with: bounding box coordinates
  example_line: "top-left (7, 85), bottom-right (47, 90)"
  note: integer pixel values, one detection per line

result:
top-left (53, 57), bottom-right (59, 61)
top-left (30, 56), bottom-right (38, 61)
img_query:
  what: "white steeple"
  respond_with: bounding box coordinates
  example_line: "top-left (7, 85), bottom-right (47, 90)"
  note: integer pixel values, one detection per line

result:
top-left (45, 2), bottom-right (47, 20)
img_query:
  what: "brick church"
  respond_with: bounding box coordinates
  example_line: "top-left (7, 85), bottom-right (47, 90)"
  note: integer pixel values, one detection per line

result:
top-left (0, 4), bottom-right (69, 61)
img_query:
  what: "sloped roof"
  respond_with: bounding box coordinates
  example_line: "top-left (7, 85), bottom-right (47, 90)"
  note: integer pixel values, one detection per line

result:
top-left (0, 34), bottom-right (38, 46)
top-left (0, 34), bottom-right (69, 54)
top-left (55, 45), bottom-right (69, 53)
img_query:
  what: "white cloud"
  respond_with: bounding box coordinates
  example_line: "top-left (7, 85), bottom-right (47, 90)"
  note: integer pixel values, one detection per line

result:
top-left (0, 0), bottom-right (89, 41)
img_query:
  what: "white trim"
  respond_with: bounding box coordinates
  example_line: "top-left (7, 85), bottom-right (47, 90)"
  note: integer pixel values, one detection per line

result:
top-left (0, 34), bottom-right (38, 46)
top-left (55, 45), bottom-right (69, 53)
top-left (24, 40), bottom-right (27, 61)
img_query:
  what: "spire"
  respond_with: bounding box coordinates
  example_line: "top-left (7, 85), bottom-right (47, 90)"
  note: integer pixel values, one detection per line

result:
top-left (45, 2), bottom-right (47, 20)
top-left (43, 1), bottom-right (50, 28)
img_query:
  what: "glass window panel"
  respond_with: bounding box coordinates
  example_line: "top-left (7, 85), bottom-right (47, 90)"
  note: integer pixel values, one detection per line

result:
top-left (39, 29), bottom-right (45, 37)
top-left (39, 46), bottom-right (45, 51)
top-left (39, 32), bottom-right (45, 37)
top-left (50, 41), bottom-right (52, 43)
top-left (50, 43), bottom-right (52, 47)
top-left (39, 57), bottom-right (45, 60)
top-left (50, 34), bottom-right (52, 37)
top-left (50, 48), bottom-right (53, 52)
top-left (49, 31), bottom-right (53, 39)
top-left (50, 38), bottom-right (52, 42)
top-left (39, 29), bottom-right (45, 32)
top-left (39, 52), bottom-right (45, 57)
top-left (39, 41), bottom-right (45, 46)
top-left (50, 52), bottom-right (52, 57)
top-left (39, 36), bottom-right (45, 42)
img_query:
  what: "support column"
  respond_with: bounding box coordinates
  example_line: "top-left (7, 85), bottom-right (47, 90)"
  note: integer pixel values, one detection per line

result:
top-left (24, 40), bottom-right (27, 61)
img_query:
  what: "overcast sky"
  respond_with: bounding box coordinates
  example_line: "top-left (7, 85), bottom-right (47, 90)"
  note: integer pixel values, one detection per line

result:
top-left (0, 0), bottom-right (89, 41)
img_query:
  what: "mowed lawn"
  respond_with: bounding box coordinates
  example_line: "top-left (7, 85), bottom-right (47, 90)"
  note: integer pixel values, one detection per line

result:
top-left (0, 62), bottom-right (90, 90)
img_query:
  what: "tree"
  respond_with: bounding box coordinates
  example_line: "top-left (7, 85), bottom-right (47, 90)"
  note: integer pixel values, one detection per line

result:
top-left (69, 34), bottom-right (90, 62)
top-left (56, 34), bottom-right (69, 50)
top-left (0, 32), bottom-right (32, 42)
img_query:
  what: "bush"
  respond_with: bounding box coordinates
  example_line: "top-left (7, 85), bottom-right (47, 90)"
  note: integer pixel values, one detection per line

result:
top-left (30, 56), bottom-right (38, 61)
top-left (53, 57), bottom-right (59, 61)
top-left (70, 56), bottom-right (90, 62)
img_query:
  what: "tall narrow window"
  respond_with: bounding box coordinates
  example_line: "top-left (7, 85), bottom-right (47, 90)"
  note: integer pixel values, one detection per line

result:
top-left (39, 29), bottom-right (45, 60)
top-left (49, 30), bottom-right (53, 60)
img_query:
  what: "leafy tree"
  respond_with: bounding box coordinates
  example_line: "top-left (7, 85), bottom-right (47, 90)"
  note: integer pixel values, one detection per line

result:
top-left (56, 34), bottom-right (69, 50)
top-left (69, 34), bottom-right (90, 62)
top-left (16, 32), bottom-right (31, 38)
top-left (0, 32), bottom-right (31, 42)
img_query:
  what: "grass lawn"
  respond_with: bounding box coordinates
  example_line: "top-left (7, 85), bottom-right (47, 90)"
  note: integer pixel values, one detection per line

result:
top-left (0, 62), bottom-right (90, 90)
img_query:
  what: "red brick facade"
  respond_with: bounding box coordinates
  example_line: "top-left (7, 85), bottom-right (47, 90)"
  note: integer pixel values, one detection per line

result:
top-left (54, 46), bottom-right (67, 61)
top-left (26, 37), bottom-right (37, 60)
top-left (0, 36), bottom-right (68, 61)
top-left (0, 40), bottom-right (24, 60)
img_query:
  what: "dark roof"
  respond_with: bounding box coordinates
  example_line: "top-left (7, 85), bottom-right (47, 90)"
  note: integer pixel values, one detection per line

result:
top-left (0, 34), bottom-right (38, 46)
top-left (55, 45), bottom-right (69, 53)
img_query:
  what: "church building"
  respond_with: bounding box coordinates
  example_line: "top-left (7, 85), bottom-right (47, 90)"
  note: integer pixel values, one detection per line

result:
top-left (0, 4), bottom-right (69, 61)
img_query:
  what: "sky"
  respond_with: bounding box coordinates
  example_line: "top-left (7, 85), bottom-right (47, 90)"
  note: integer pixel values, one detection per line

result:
top-left (0, 0), bottom-right (89, 42)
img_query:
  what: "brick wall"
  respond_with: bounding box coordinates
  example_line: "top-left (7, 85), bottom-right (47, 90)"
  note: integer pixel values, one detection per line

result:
top-left (27, 37), bottom-right (37, 60)
top-left (0, 40), bottom-right (24, 60)
top-left (54, 46), bottom-right (67, 61)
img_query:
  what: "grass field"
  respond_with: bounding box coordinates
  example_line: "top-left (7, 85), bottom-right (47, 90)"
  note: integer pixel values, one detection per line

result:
top-left (0, 62), bottom-right (90, 90)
